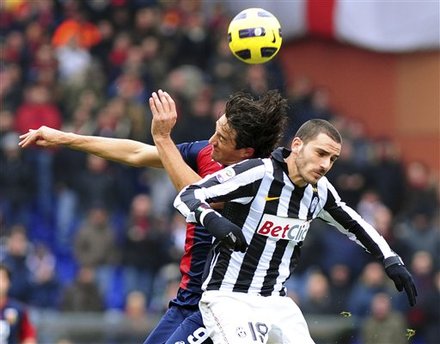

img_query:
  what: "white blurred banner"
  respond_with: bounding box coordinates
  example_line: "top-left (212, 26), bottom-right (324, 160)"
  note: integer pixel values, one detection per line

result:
top-left (205, 0), bottom-right (440, 52)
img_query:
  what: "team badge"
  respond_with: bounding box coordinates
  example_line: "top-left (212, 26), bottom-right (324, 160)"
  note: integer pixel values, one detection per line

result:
top-left (310, 195), bottom-right (319, 213)
top-left (216, 166), bottom-right (236, 183)
top-left (236, 326), bottom-right (247, 338)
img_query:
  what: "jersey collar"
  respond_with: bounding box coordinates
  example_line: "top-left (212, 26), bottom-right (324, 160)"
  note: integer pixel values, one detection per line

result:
top-left (270, 147), bottom-right (291, 173)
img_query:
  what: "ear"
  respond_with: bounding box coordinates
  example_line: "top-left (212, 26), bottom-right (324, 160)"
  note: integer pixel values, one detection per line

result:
top-left (291, 137), bottom-right (303, 154)
top-left (241, 147), bottom-right (255, 159)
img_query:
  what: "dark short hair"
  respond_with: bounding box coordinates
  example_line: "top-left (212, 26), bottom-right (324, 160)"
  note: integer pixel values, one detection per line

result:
top-left (225, 90), bottom-right (288, 158)
top-left (295, 119), bottom-right (342, 145)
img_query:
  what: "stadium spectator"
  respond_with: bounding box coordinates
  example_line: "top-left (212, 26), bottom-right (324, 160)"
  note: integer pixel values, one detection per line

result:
top-left (360, 292), bottom-right (407, 344)
top-left (1, 225), bottom-right (33, 303)
top-left (301, 271), bottom-right (333, 315)
top-left (395, 207), bottom-right (439, 263)
top-left (366, 138), bottom-right (406, 214)
top-left (0, 132), bottom-right (35, 228)
top-left (327, 264), bottom-right (353, 313)
top-left (14, 84), bottom-right (62, 219)
top-left (73, 205), bottom-right (119, 306)
top-left (73, 154), bottom-right (121, 214)
top-left (347, 262), bottom-right (396, 318)
top-left (27, 242), bottom-right (60, 309)
top-left (0, 263), bottom-right (37, 344)
top-left (59, 265), bottom-right (105, 313)
top-left (400, 161), bottom-right (439, 220)
top-left (326, 138), bottom-right (367, 208)
top-left (420, 270), bottom-right (440, 344)
top-left (121, 193), bottom-right (173, 305)
top-left (123, 290), bottom-right (151, 340)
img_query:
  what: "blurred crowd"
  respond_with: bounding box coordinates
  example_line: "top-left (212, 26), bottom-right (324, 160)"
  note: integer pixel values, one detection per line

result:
top-left (0, 1), bottom-right (439, 343)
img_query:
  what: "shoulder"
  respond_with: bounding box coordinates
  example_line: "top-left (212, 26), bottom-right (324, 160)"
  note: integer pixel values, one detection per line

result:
top-left (228, 158), bottom-right (267, 178)
top-left (177, 140), bottom-right (222, 177)
top-left (177, 140), bottom-right (210, 154)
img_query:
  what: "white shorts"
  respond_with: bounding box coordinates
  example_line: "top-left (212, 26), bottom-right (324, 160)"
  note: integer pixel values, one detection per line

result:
top-left (199, 290), bottom-right (315, 344)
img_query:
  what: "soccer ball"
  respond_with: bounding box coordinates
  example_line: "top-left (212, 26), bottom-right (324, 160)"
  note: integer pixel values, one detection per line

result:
top-left (228, 8), bottom-right (282, 64)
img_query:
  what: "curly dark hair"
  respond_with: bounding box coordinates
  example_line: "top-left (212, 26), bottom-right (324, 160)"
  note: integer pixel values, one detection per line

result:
top-left (225, 90), bottom-right (288, 158)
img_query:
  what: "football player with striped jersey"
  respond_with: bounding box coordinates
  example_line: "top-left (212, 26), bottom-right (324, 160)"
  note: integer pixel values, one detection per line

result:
top-left (175, 119), bottom-right (417, 344)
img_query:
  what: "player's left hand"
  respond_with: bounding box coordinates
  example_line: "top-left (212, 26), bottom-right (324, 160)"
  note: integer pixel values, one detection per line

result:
top-left (150, 89), bottom-right (177, 140)
top-left (383, 256), bottom-right (418, 306)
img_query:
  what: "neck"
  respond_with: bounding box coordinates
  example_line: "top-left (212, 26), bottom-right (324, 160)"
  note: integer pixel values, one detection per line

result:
top-left (285, 155), bottom-right (307, 187)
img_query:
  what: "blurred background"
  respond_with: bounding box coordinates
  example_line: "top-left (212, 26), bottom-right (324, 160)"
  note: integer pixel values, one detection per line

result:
top-left (0, 0), bottom-right (438, 343)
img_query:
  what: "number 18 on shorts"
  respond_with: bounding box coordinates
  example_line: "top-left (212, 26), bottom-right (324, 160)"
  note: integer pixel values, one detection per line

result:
top-left (199, 291), bottom-right (315, 344)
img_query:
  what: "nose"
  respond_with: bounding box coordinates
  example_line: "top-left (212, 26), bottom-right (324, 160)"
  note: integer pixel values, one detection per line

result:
top-left (320, 157), bottom-right (332, 171)
top-left (209, 133), bottom-right (217, 146)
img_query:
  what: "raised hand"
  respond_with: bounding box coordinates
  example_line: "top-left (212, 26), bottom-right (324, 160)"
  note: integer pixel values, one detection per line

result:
top-left (149, 89), bottom-right (177, 141)
top-left (18, 126), bottom-right (65, 148)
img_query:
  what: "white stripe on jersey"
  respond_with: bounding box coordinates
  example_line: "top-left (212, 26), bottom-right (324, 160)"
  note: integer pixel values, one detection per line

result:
top-left (299, 185), bottom-right (314, 219)
top-left (278, 173), bottom-right (293, 216)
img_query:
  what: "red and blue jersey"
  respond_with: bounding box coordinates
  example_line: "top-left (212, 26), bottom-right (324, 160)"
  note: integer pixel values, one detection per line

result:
top-left (143, 142), bottom-right (221, 342)
top-left (0, 298), bottom-right (36, 344)
top-left (174, 140), bottom-right (223, 305)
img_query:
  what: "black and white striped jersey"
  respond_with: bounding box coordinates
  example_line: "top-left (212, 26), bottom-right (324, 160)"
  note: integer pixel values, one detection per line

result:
top-left (174, 147), bottom-right (397, 297)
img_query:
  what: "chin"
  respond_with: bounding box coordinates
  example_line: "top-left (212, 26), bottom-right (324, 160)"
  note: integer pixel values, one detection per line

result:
top-left (212, 153), bottom-right (222, 164)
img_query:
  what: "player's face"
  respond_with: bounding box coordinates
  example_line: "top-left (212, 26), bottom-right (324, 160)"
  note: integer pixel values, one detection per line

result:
top-left (209, 115), bottom-right (250, 165)
top-left (0, 270), bottom-right (10, 297)
top-left (288, 133), bottom-right (341, 186)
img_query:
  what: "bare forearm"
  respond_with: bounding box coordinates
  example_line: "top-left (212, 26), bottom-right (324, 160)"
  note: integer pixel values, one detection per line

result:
top-left (63, 132), bottom-right (163, 168)
top-left (154, 136), bottom-right (201, 190)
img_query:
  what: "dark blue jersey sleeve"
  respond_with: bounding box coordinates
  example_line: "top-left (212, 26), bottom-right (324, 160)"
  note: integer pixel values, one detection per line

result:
top-left (176, 140), bottom-right (210, 172)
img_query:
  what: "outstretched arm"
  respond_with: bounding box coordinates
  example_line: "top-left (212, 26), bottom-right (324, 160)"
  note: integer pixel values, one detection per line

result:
top-left (18, 126), bottom-right (163, 168)
top-left (150, 89), bottom-right (203, 190)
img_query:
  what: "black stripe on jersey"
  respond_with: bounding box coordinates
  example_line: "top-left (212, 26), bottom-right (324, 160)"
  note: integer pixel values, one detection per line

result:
top-left (222, 201), bottom-right (254, 229)
top-left (205, 244), bottom-right (234, 291)
top-left (231, 158), bottom-right (264, 174)
top-left (232, 234), bottom-right (268, 293)
top-left (325, 189), bottom-right (383, 259)
top-left (210, 182), bottom-right (259, 204)
top-left (195, 159), bottom-right (264, 204)
top-left (233, 161), bottom-right (285, 293)
top-left (290, 243), bottom-right (302, 272)
top-left (289, 185), bottom-right (306, 217)
top-left (260, 239), bottom-right (289, 296)
top-left (265, 160), bottom-right (285, 214)
top-left (196, 177), bottom-right (222, 189)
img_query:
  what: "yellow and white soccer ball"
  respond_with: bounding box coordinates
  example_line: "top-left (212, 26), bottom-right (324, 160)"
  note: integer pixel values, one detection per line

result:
top-left (228, 8), bottom-right (282, 64)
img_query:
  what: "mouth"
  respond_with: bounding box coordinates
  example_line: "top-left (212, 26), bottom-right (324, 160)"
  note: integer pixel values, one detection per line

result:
top-left (312, 171), bottom-right (323, 179)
